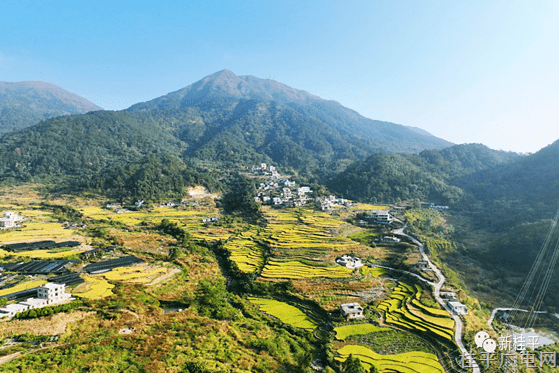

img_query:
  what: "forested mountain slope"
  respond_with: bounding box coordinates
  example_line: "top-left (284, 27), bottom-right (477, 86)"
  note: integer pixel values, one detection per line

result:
top-left (328, 143), bottom-right (521, 204)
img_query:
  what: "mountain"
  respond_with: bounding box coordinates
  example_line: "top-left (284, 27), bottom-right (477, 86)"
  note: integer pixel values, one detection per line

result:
top-left (328, 143), bottom-right (522, 204)
top-left (128, 69), bottom-right (453, 153)
top-left (454, 140), bottom-right (559, 231)
top-left (0, 81), bottom-right (102, 134)
top-left (0, 70), bottom-right (454, 184)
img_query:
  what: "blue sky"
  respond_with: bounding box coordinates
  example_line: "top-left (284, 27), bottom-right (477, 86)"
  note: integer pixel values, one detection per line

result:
top-left (2, 0), bottom-right (558, 153)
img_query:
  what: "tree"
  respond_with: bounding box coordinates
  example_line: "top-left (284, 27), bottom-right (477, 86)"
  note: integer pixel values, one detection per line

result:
top-left (369, 364), bottom-right (379, 373)
top-left (343, 354), bottom-right (366, 373)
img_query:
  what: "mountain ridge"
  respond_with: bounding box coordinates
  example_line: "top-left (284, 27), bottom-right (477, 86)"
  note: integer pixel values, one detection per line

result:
top-left (0, 81), bottom-right (103, 134)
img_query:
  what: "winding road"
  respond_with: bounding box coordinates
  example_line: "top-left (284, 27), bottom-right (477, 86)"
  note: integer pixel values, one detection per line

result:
top-left (391, 223), bottom-right (481, 373)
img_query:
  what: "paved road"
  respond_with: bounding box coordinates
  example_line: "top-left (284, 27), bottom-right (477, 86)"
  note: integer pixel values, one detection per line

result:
top-left (392, 223), bottom-right (480, 373)
top-left (487, 307), bottom-right (547, 330)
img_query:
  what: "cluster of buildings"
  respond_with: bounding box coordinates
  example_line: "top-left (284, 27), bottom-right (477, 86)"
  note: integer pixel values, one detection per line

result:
top-left (252, 164), bottom-right (315, 208)
top-left (201, 217), bottom-right (219, 223)
top-left (0, 282), bottom-right (72, 318)
top-left (429, 203), bottom-right (449, 210)
top-left (316, 195), bottom-right (350, 211)
top-left (0, 211), bottom-right (24, 230)
top-left (251, 163), bottom-right (354, 211)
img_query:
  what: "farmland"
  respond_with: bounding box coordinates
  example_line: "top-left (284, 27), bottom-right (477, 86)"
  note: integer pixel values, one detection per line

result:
top-left (334, 323), bottom-right (390, 340)
top-left (0, 280), bottom-right (47, 297)
top-left (0, 221), bottom-right (78, 243)
top-left (71, 276), bottom-right (115, 300)
top-left (248, 297), bottom-right (318, 331)
top-left (261, 259), bottom-right (352, 279)
top-left (377, 282), bottom-right (454, 342)
top-left (222, 231), bottom-right (264, 272)
top-left (337, 344), bottom-right (444, 373)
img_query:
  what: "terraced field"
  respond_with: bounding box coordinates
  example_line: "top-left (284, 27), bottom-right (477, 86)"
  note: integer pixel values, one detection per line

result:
top-left (334, 324), bottom-right (390, 340)
top-left (248, 297), bottom-right (318, 331)
top-left (261, 259), bottom-right (352, 279)
top-left (350, 204), bottom-right (389, 211)
top-left (7, 248), bottom-right (83, 259)
top-left (0, 221), bottom-right (77, 242)
top-left (71, 276), bottom-right (115, 300)
top-left (360, 267), bottom-right (388, 277)
top-left (79, 206), bottom-right (235, 242)
top-left (337, 345), bottom-right (444, 373)
top-left (0, 280), bottom-right (47, 297)
top-left (223, 231), bottom-right (264, 273)
top-left (377, 282), bottom-right (454, 342)
top-left (99, 265), bottom-right (168, 284)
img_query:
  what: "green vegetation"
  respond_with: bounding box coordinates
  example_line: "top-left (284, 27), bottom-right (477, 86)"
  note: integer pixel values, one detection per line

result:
top-left (15, 301), bottom-right (80, 320)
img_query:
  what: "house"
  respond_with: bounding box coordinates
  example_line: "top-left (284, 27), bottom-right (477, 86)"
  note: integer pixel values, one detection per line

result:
top-left (368, 210), bottom-right (392, 224)
top-left (0, 211), bottom-right (23, 229)
top-left (284, 180), bottom-right (296, 187)
top-left (272, 197), bottom-right (282, 205)
top-left (381, 236), bottom-right (401, 243)
top-left (260, 163), bottom-right (267, 170)
top-left (416, 261), bottom-right (430, 271)
top-left (262, 196), bottom-right (271, 204)
top-left (448, 301), bottom-right (468, 315)
top-left (340, 303), bottom-right (365, 319)
top-left (297, 187), bottom-right (311, 195)
top-left (0, 282), bottom-right (72, 318)
top-left (0, 303), bottom-right (28, 318)
top-left (269, 166), bottom-right (276, 172)
top-left (336, 255), bottom-right (363, 269)
top-left (282, 188), bottom-right (292, 198)
top-left (318, 200), bottom-right (332, 211)
top-left (135, 200), bottom-right (144, 207)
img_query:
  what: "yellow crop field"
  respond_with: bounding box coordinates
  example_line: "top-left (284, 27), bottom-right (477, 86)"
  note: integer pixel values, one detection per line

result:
top-left (360, 267), bottom-right (388, 277)
top-left (377, 282), bottom-right (454, 342)
top-left (334, 324), bottom-right (390, 340)
top-left (350, 204), bottom-right (389, 211)
top-left (0, 280), bottom-right (47, 297)
top-left (13, 248), bottom-right (82, 259)
top-left (261, 260), bottom-right (352, 279)
top-left (337, 345), bottom-right (444, 373)
top-left (72, 276), bottom-right (115, 300)
top-left (223, 235), bottom-right (264, 273)
top-left (0, 221), bottom-right (76, 242)
top-left (248, 297), bottom-right (317, 330)
top-left (99, 266), bottom-right (167, 282)
top-left (410, 299), bottom-right (450, 317)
